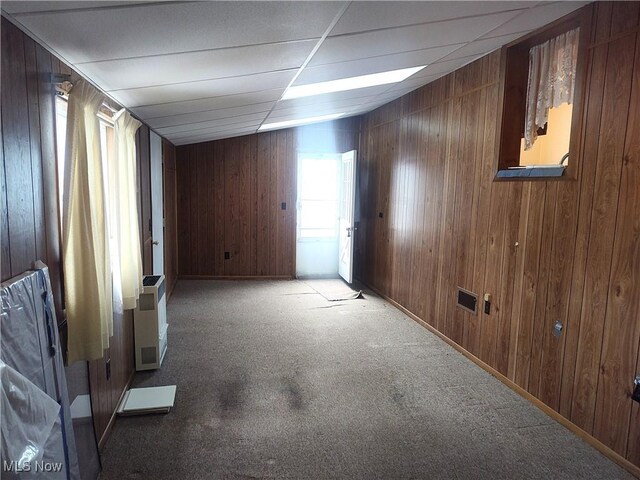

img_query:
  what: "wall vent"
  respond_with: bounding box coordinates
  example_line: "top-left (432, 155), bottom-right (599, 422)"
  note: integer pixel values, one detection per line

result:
top-left (456, 287), bottom-right (478, 314)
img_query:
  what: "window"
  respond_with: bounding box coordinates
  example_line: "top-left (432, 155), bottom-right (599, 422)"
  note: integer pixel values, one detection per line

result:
top-left (54, 95), bottom-right (117, 236)
top-left (297, 154), bottom-right (340, 239)
top-left (54, 92), bottom-right (121, 310)
top-left (495, 6), bottom-right (591, 180)
top-left (55, 95), bottom-right (67, 216)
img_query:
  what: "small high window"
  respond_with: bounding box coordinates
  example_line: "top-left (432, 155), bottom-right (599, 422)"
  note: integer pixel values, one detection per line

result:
top-left (495, 7), bottom-right (591, 180)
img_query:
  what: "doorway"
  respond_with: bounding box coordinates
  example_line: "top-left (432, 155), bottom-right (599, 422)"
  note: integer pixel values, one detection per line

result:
top-left (296, 151), bottom-right (356, 282)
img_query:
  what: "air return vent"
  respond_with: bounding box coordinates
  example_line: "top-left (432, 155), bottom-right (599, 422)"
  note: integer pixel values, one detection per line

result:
top-left (456, 287), bottom-right (478, 314)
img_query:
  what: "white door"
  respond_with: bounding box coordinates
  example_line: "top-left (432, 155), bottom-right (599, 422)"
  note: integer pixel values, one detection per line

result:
top-left (150, 131), bottom-right (164, 275)
top-left (338, 150), bottom-right (357, 283)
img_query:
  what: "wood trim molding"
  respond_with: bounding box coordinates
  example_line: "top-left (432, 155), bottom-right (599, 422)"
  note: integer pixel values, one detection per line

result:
top-left (364, 283), bottom-right (640, 479)
top-left (178, 275), bottom-right (293, 280)
top-left (97, 368), bottom-right (135, 450)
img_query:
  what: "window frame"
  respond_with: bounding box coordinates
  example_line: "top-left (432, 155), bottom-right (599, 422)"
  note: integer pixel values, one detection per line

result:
top-left (494, 5), bottom-right (593, 182)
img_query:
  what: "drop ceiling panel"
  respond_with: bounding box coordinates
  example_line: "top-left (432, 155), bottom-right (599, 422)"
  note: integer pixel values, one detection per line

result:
top-left (156, 112), bottom-right (268, 135)
top-left (331, 1), bottom-right (535, 36)
top-left (411, 56), bottom-right (481, 80)
top-left (131, 89), bottom-right (284, 120)
top-left (8, 1), bottom-right (344, 63)
top-left (3, 1), bottom-right (591, 144)
top-left (272, 96), bottom-right (379, 117)
top-left (384, 74), bottom-right (442, 93)
top-left (309, 10), bottom-right (521, 66)
top-left (173, 128), bottom-right (260, 146)
top-left (0, 1), bottom-right (140, 14)
top-left (293, 44), bottom-right (461, 86)
top-left (275, 85), bottom-right (397, 111)
top-left (170, 125), bottom-right (261, 144)
top-left (146, 102), bottom-right (275, 129)
top-left (480, 1), bottom-right (587, 39)
top-left (437, 32), bottom-right (525, 63)
top-left (111, 70), bottom-right (295, 107)
top-left (265, 105), bottom-right (360, 124)
top-left (80, 39), bottom-right (318, 91)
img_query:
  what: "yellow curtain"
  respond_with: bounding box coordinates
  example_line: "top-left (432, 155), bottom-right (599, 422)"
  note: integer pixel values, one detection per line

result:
top-left (112, 109), bottom-right (143, 310)
top-left (63, 79), bottom-right (113, 363)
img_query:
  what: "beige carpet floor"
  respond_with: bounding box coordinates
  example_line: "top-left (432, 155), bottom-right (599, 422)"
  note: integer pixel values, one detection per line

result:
top-left (98, 280), bottom-right (632, 480)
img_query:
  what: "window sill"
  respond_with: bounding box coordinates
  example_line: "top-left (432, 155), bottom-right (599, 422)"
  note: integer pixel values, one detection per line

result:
top-left (495, 164), bottom-right (566, 180)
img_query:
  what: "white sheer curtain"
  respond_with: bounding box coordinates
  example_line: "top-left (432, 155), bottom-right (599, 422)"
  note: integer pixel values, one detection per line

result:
top-left (524, 28), bottom-right (579, 150)
top-left (112, 109), bottom-right (143, 310)
top-left (63, 79), bottom-right (113, 363)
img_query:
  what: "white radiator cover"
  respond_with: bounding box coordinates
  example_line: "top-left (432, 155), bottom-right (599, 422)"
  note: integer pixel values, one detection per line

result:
top-left (133, 275), bottom-right (168, 371)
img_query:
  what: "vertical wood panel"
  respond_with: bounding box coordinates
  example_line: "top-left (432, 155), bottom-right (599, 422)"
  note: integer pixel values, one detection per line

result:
top-left (23, 36), bottom-right (47, 265)
top-left (571, 31), bottom-right (635, 434)
top-left (175, 120), bottom-right (359, 277)
top-left (559, 40), bottom-right (609, 420)
top-left (1, 20), bottom-right (37, 279)
top-left (594, 28), bottom-right (640, 457)
top-left (0, 111), bottom-right (9, 278)
top-left (357, 3), bottom-right (640, 469)
top-left (213, 140), bottom-right (225, 275)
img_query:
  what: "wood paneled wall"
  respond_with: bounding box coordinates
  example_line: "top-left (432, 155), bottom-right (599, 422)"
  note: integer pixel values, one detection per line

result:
top-left (0, 16), bottom-right (165, 447)
top-left (176, 118), bottom-right (360, 277)
top-left (163, 139), bottom-right (178, 296)
top-left (1, 16), bottom-right (65, 316)
top-left (357, 2), bottom-right (640, 470)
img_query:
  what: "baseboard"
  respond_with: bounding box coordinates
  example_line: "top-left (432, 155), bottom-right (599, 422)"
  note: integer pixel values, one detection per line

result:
top-left (365, 283), bottom-right (640, 479)
top-left (178, 275), bottom-right (293, 280)
top-left (97, 368), bottom-right (135, 450)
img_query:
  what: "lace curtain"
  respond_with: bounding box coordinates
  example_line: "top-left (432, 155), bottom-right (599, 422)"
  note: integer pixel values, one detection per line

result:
top-left (523, 28), bottom-right (579, 150)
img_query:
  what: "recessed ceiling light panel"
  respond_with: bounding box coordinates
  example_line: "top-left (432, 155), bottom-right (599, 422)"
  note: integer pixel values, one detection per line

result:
top-left (282, 66), bottom-right (426, 100)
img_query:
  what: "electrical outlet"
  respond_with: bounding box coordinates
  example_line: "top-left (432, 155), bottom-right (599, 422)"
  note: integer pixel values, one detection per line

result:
top-left (553, 320), bottom-right (563, 338)
top-left (633, 377), bottom-right (640, 403)
top-left (224, 251), bottom-right (230, 260)
top-left (281, 202), bottom-right (287, 210)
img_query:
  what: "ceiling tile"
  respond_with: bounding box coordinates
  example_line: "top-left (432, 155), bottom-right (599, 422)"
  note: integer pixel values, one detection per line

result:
top-left (275, 85), bottom-right (394, 110)
top-left (146, 102), bottom-right (275, 129)
top-left (9, 1), bottom-right (344, 63)
top-left (156, 112), bottom-right (268, 135)
top-left (294, 44), bottom-right (459, 85)
top-left (6, 0), bottom-right (591, 145)
top-left (437, 32), bottom-right (525, 63)
top-left (131, 89), bottom-right (284, 120)
top-left (480, 1), bottom-right (587, 39)
top-left (80, 39), bottom-right (317, 91)
top-left (265, 105), bottom-right (359, 124)
top-left (330, 1), bottom-right (534, 36)
top-left (309, 10), bottom-right (521, 66)
top-left (171, 125), bottom-right (261, 145)
top-left (1, 1), bottom-right (138, 14)
top-left (272, 96), bottom-right (378, 117)
top-left (412, 56), bottom-right (481, 79)
top-left (384, 74), bottom-right (442, 93)
top-left (110, 70), bottom-right (295, 107)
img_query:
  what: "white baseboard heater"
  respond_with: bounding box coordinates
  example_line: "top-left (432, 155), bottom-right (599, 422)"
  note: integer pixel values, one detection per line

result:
top-left (133, 275), bottom-right (168, 371)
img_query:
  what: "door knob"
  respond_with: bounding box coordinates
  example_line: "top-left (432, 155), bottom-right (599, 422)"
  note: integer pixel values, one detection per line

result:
top-left (152, 240), bottom-right (159, 246)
